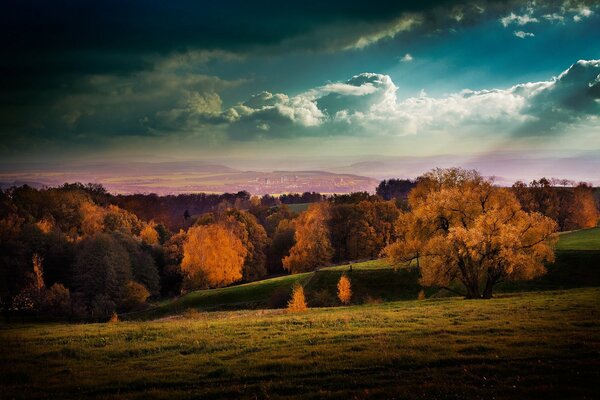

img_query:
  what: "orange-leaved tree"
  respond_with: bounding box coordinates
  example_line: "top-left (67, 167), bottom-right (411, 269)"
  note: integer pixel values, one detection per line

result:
top-left (181, 224), bottom-right (247, 289)
top-left (287, 284), bottom-right (307, 312)
top-left (283, 203), bottom-right (333, 274)
top-left (385, 168), bottom-right (558, 299)
top-left (337, 274), bottom-right (352, 305)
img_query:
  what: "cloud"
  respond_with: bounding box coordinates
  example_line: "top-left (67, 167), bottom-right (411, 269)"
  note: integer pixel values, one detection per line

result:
top-left (401, 53), bottom-right (414, 62)
top-left (216, 59), bottom-right (600, 139)
top-left (500, 13), bottom-right (539, 27)
top-left (514, 30), bottom-right (535, 38)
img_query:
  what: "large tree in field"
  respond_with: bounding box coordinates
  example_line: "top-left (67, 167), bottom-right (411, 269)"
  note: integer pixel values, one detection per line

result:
top-left (283, 203), bottom-right (333, 274)
top-left (181, 224), bottom-right (247, 289)
top-left (386, 168), bottom-right (558, 299)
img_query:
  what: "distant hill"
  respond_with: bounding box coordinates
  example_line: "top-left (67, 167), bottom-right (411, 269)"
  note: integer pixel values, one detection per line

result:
top-left (0, 162), bottom-right (378, 195)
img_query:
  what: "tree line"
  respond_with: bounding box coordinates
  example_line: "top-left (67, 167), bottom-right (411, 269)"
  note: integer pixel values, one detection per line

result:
top-left (1, 171), bottom-right (597, 320)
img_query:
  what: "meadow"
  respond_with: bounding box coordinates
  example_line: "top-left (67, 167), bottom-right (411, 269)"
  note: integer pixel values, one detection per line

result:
top-left (1, 289), bottom-right (599, 399)
top-left (1, 228), bottom-right (599, 399)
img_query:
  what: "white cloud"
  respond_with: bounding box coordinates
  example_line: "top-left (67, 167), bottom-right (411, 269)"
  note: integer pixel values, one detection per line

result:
top-left (500, 12), bottom-right (539, 27)
top-left (401, 53), bottom-right (414, 62)
top-left (218, 60), bottom-right (600, 139)
top-left (514, 30), bottom-right (535, 38)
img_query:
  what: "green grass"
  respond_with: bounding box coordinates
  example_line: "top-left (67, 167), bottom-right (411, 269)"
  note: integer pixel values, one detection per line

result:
top-left (556, 227), bottom-right (600, 250)
top-left (2, 288), bottom-right (599, 399)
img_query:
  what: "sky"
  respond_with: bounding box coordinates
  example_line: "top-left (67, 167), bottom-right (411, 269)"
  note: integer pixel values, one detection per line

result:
top-left (1, 0), bottom-right (599, 184)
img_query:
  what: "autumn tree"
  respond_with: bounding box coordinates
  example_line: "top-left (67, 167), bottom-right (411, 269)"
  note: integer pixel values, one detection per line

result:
top-left (568, 183), bottom-right (599, 229)
top-left (181, 224), bottom-right (247, 289)
top-left (220, 210), bottom-right (269, 282)
top-left (386, 168), bottom-right (558, 299)
top-left (140, 224), bottom-right (159, 245)
top-left (283, 203), bottom-right (333, 274)
top-left (337, 274), bottom-right (352, 305)
top-left (287, 284), bottom-right (307, 312)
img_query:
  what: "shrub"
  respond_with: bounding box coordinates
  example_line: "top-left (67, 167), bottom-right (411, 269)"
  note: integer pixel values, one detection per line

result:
top-left (43, 283), bottom-right (71, 317)
top-left (418, 289), bottom-right (426, 300)
top-left (121, 281), bottom-right (150, 312)
top-left (287, 285), bottom-right (307, 312)
top-left (337, 274), bottom-right (352, 305)
top-left (108, 312), bottom-right (119, 323)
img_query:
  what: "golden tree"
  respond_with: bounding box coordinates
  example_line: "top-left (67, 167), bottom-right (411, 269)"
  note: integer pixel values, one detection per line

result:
top-left (287, 284), bottom-right (307, 312)
top-left (337, 274), bottom-right (352, 305)
top-left (385, 168), bottom-right (558, 299)
top-left (181, 224), bottom-right (247, 289)
top-left (140, 224), bottom-right (159, 245)
top-left (283, 203), bottom-right (333, 274)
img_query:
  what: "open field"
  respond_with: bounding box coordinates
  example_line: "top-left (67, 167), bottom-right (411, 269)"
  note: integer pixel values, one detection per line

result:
top-left (2, 288), bottom-right (599, 399)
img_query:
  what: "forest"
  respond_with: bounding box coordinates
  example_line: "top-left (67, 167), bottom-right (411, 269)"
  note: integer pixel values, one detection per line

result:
top-left (1, 168), bottom-right (597, 321)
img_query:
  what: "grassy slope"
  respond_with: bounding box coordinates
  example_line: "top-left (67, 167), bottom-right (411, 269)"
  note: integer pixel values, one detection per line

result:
top-left (2, 288), bottom-right (599, 399)
top-left (556, 227), bottom-right (600, 250)
top-left (130, 229), bottom-right (600, 320)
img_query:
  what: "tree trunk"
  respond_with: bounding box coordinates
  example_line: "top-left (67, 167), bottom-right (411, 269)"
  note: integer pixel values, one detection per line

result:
top-left (482, 276), bottom-right (496, 299)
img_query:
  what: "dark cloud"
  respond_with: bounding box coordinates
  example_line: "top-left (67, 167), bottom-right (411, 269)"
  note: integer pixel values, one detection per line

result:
top-left (517, 59), bottom-right (600, 134)
top-left (1, 0), bottom-right (597, 152)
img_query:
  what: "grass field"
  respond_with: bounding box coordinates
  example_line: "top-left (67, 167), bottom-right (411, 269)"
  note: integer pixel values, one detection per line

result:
top-left (2, 288), bottom-right (599, 399)
top-left (2, 228), bottom-right (599, 399)
top-left (556, 227), bottom-right (600, 250)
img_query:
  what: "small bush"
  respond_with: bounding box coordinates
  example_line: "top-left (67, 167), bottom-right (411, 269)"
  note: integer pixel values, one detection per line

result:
top-left (418, 289), bottom-right (426, 300)
top-left (287, 285), bottom-right (307, 312)
top-left (121, 281), bottom-right (150, 312)
top-left (337, 274), bottom-right (352, 305)
top-left (43, 283), bottom-right (71, 317)
top-left (108, 312), bottom-right (119, 323)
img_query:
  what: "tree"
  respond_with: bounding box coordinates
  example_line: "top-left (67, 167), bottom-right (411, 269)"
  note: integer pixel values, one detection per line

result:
top-left (568, 183), bottom-right (599, 229)
top-left (287, 284), bottom-right (307, 312)
top-left (181, 224), bottom-right (247, 289)
top-left (220, 210), bottom-right (269, 282)
top-left (267, 219), bottom-right (295, 274)
top-left (72, 233), bottom-right (131, 309)
top-left (140, 224), bottom-right (159, 245)
top-left (386, 168), bottom-right (558, 299)
top-left (283, 203), bottom-right (333, 274)
top-left (337, 274), bottom-right (352, 305)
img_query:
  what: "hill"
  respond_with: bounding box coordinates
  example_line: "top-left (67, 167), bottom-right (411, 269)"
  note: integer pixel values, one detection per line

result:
top-left (127, 227), bottom-right (600, 320)
top-left (2, 288), bottom-right (599, 399)
top-left (556, 227), bottom-right (600, 250)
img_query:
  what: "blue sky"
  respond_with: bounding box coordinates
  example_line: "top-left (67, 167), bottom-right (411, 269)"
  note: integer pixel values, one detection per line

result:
top-left (1, 0), bottom-right (599, 182)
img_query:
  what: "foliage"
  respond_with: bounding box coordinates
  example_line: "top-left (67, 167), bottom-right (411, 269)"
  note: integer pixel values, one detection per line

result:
top-left (386, 168), bottom-right (558, 299)
top-left (181, 224), bottom-right (247, 289)
top-left (140, 224), bottom-right (159, 245)
top-left (121, 280), bottom-right (150, 311)
top-left (283, 203), bottom-right (333, 274)
top-left (267, 218), bottom-right (295, 274)
top-left (220, 209), bottom-right (269, 282)
top-left (43, 283), bottom-right (71, 317)
top-left (287, 284), bottom-right (307, 312)
top-left (72, 233), bottom-right (131, 310)
top-left (376, 179), bottom-right (416, 200)
top-left (337, 274), bottom-right (352, 305)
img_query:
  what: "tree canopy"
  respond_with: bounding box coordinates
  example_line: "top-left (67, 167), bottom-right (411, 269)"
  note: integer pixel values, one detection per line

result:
top-left (386, 168), bottom-right (558, 299)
